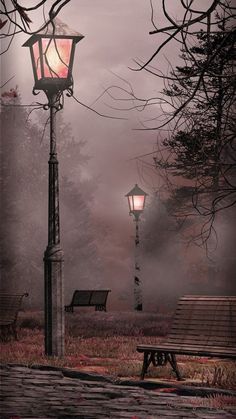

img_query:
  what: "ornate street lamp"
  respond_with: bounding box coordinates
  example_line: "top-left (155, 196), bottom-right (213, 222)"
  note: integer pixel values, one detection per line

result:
top-left (126, 184), bottom-right (148, 311)
top-left (23, 18), bottom-right (83, 95)
top-left (23, 18), bottom-right (84, 357)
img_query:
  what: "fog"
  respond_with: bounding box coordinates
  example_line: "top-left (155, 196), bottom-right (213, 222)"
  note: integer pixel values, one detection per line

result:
top-left (1, 1), bottom-right (235, 310)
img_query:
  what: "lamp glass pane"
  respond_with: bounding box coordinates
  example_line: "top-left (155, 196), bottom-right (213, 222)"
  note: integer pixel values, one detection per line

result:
top-left (133, 195), bottom-right (145, 211)
top-left (32, 41), bottom-right (42, 80)
top-left (128, 196), bottom-right (133, 211)
top-left (129, 195), bottom-right (144, 211)
top-left (42, 38), bottom-right (72, 78)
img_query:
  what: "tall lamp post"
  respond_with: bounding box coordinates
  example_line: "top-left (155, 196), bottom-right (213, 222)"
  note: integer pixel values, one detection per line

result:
top-left (126, 184), bottom-right (148, 311)
top-left (23, 18), bottom-right (84, 356)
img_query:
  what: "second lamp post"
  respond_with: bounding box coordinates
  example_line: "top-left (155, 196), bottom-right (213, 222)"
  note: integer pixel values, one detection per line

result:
top-left (126, 184), bottom-right (147, 311)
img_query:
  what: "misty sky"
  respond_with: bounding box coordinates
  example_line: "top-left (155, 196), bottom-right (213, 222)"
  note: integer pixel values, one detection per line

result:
top-left (3, 1), bottom-right (212, 219)
top-left (1, 0), bottom-right (176, 223)
top-left (2, 2), bottom-right (165, 287)
top-left (3, 1), bottom-right (234, 306)
top-left (1, 1), bottom-right (164, 306)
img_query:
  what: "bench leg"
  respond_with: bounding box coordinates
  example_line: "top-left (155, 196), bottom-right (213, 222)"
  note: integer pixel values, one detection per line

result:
top-left (95, 305), bottom-right (106, 311)
top-left (65, 306), bottom-right (73, 313)
top-left (0, 325), bottom-right (17, 341)
top-left (12, 323), bottom-right (18, 341)
top-left (167, 354), bottom-right (182, 381)
top-left (140, 352), bottom-right (155, 379)
top-left (0, 325), bottom-right (8, 342)
top-left (140, 351), bottom-right (182, 381)
top-left (141, 352), bottom-right (149, 380)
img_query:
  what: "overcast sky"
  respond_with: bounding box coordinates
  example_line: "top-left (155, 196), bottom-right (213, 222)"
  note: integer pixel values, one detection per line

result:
top-left (2, 0), bottom-right (176, 225)
top-left (4, 1), bottom-right (231, 306)
top-left (2, 1), bottom-right (212, 221)
top-left (1, 1), bottom-right (164, 303)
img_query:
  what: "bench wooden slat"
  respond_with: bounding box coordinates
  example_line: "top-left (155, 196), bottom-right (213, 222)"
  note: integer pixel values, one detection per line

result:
top-left (178, 295), bottom-right (236, 301)
top-left (171, 322), bottom-right (236, 329)
top-left (137, 295), bottom-right (236, 381)
top-left (169, 330), bottom-right (236, 337)
top-left (72, 290), bottom-right (92, 306)
top-left (174, 321), bottom-right (236, 327)
top-left (173, 316), bottom-right (236, 321)
top-left (170, 330), bottom-right (236, 336)
top-left (176, 311), bottom-right (235, 315)
top-left (176, 307), bottom-right (235, 313)
top-left (170, 324), bottom-right (236, 332)
top-left (90, 290), bottom-right (110, 305)
top-left (137, 343), bottom-right (236, 358)
top-left (168, 335), bottom-right (236, 343)
top-left (167, 338), bottom-right (236, 346)
top-left (177, 301), bottom-right (236, 305)
top-left (175, 306), bottom-right (235, 311)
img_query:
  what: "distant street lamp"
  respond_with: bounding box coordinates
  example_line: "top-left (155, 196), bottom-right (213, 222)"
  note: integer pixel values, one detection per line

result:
top-left (126, 184), bottom-right (148, 311)
top-left (23, 18), bottom-right (84, 357)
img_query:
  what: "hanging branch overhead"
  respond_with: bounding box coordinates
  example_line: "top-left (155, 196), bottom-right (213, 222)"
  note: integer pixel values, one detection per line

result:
top-left (0, 0), bottom-right (71, 38)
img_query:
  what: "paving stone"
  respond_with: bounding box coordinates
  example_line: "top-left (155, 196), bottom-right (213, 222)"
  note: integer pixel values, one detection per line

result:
top-left (30, 370), bottom-right (63, 377)
top-left (0, 364), bottom-right (235, 419)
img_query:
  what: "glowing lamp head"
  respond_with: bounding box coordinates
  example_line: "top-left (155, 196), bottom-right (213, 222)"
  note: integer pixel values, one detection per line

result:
top-left (23, 18), bottom-right (84, 92)
top-left (125, 184), bottom-right (148, 220)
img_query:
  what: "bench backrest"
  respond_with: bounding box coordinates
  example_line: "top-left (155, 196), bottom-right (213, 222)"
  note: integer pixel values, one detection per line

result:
top-left (167, 295), bottom-right (236, 349)
top-left (71, 290), bottom-right (110, 306)
top-left (0, 293), bottom-right (28, 323)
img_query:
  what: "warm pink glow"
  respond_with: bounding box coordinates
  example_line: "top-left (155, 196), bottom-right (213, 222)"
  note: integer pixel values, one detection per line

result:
top-left (129, 195), bottom-right (145, 212)
top-left (42, 38), bottom-right (72, 78)
top-left (33, 42), bottom-right (41, 79)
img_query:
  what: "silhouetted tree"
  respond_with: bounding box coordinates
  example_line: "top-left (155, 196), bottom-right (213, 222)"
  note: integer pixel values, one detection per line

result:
top-left (0, 91), bottom-right (46, 295)
top-left (153, 11), bottom-right (236, 243)
top-left (136, 0), bottom-right (235, 117)
top-left (0, 90), bottom-right (103, 305)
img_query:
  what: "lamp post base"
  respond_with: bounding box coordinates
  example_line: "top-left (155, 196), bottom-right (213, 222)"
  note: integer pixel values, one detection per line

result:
top-left (44, 245), bottom-right (64, 357)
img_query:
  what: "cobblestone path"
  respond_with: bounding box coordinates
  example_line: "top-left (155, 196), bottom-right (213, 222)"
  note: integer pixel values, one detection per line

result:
top-left (0, 364), bottom-right (235, 418)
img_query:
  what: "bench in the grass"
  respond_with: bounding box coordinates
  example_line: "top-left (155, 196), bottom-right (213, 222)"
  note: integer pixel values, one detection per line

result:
top-left (137, 295), bottom-right (236, 380)
top-left (65, 290), bottom-right (111, 312)
top-left (0, 293), bottom-right (28, 340)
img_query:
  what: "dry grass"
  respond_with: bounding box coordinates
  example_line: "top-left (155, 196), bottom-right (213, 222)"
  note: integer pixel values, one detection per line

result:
top-left (0, 310), bottom-right (168, 374)
top-left (186, 394), bottom-right (236, 409)
top-left (18, 310), bottom-right (171, 338)
top-left (1, 310), bottom-right (236, 392)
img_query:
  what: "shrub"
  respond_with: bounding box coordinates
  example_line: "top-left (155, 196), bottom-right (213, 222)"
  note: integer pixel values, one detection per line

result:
top-left (20, 316), bottom-right (43, 330)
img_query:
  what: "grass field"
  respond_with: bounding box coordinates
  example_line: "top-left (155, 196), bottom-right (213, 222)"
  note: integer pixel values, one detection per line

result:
top-left (1, 310), bottom-right (235, 391)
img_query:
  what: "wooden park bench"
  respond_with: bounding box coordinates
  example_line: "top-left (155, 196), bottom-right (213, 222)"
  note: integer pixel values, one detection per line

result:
top-left (0, 293), bottom-right (28, 341)
top-left (137, 295), bottom-right (236, 380)
top-left (65, 290), bottom-right (111, 313)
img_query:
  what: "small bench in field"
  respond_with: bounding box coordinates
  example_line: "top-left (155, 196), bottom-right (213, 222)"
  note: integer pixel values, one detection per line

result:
top-left (0, 293), bottom-right (28, 341)
top-left (65, 290), bottom-right (111, 313)
top-left (137, 295), bottom-right (236, 380)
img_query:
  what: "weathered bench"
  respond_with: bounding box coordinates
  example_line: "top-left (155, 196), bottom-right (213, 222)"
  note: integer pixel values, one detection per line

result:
top-left (65, 290), bottom-right (111, 312)
top-left (137, 295), bottom-right (236, 380)
top-left (0, 293), bottom-right (28, 341)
